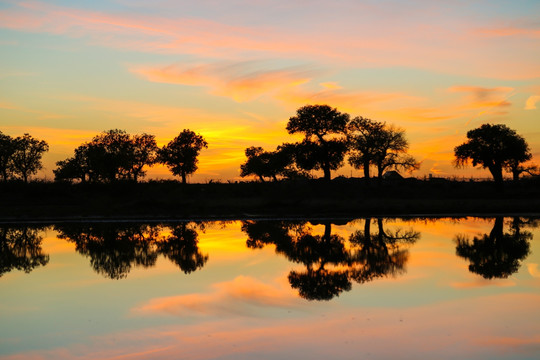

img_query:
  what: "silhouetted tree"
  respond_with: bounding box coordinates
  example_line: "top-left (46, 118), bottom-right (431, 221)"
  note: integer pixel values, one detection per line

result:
top-left (158, 130), bottom-right (208, 184)
top-left (55, 223), bottom-right (160, 279)
top-left (9, 133), bottom-right (49, 183)
top-left (455, 217), bottom-right (531, 279)
top-left (0, 131), bottom-right (16, 181)
top-left (54, 130), bottom-right (157, 183)
top-left (87, 129), bottom-right (134, 182)
top-left (240, 146), bottom-right (273, 182)
top-left (454, 124), bottom-right (531, 184)
top-left (54, 145), bottom-right (89, 183)
top-left (0, 226), bottom-right (49, 277)
top-left (157, 223), bottom-right (208, 273)
top-left (128, 133), bottom-right (158, 181)
top-left (240, 145), bottom-right (302, 182)
top-left (286, 105), bottom-right (349, 181)
top-left (347, 117), bottom-right (385, 180)
top-left (348, 117), bottom-right (419, 181)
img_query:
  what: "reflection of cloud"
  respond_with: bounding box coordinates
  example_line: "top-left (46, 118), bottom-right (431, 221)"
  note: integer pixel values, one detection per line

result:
top-left (134, 276), bottom-right (302, 316)
top-left (10, 293), bottom-right (540, 360)
top-left (451, 279), bottom-right (516, 289)
top-left (525, 95), bottom-right (540, 110)
top-left (477, 335), bottom-right (540, 356)
top-left (527, 263), bottom-right (540, 278)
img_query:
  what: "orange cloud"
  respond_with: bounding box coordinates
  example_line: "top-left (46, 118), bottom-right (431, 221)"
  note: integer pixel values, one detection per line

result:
top-left (133, 62), bottom-right (317, 102)
top-left (134, 61), bottom-right (428, 116)
top-left (477, 27), bottom-right (540, 38)
top-left (525, 95), bottom-right (540, 110)
top-left (134, 276), bottom-right (302, 316)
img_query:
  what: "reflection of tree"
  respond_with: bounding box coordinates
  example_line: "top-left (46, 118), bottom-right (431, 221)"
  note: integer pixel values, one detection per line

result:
top-left (349, 218), bottom-right (419, 284)
top-left (287, 223), bottom-right (352, 301)
top-left (55, 223), bottom-right (160, 279)
top-left (0, 226), bottom-right (49, 277)
top-left (157, 223), bottom-right (208, 274)
top-left (455, 217), bottom-right (532, 279)
top-left (55, 222), bottom-right (208, 279)
top-left (243, 219), bottom-right (419, 301)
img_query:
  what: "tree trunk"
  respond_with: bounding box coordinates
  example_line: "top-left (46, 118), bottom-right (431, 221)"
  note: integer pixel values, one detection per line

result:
top-left (258, 175), bottom-right (265, 182)
top-left (22, 171), bottom-right (28, 183)
top-left (363, 161), bottom-right (370, 181)
top-left (364, 218), bottom-right (371, 237)
top-left (376, 163), bottom-right (384, 185)
top-left (323, 222), bottom-right (332, 240)
top-left (323, 166), bottom-right (331, 181)
top-left (488, 165), bottom-right (503, 186)
top-left (377, 218), bottom-right (385, 238)
top-left (181, 172), bottom-right (187, 184)
top-left (490, 217), bottom-right (504, 239)
top-left (512, 169), bottom-right (520, 182)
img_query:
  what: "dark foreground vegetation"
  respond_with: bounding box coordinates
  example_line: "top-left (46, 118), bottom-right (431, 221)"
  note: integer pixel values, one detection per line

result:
top-left (1, 177), bottom-right (539, 220)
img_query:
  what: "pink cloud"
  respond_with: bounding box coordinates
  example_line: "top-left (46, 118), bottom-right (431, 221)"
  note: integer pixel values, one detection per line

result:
top-left (1, 1), bottom-right (539, 79)
top-left (134, 275), bottom-right (303, 316)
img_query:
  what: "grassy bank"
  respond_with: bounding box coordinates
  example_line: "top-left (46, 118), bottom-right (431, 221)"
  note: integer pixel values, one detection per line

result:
top-left (1, 177), bottom-right (539, 220)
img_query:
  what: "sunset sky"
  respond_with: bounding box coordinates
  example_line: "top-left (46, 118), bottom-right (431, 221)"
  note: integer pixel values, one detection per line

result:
top-left (1, 0), bottom-right (539, 181)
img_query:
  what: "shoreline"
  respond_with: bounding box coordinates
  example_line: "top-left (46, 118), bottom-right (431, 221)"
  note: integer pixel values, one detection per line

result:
top-left (1, 212), bottom-right (540, 224)
top-left (2, 178), bottom-right (539, 222)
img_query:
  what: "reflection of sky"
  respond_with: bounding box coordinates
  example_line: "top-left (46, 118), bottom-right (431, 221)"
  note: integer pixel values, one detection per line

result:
top-left (1, 1), bottom-right (539, 181)
top-left (0, 218), bottom-right (539, 359)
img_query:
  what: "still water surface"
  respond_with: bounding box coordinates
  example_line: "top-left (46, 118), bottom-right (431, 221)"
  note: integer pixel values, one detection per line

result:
top-left (1, 217), bottom-right (539, 359)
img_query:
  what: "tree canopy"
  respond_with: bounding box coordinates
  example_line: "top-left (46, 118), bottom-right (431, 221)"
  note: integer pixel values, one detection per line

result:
top-left (239, 145), bottom-right (308, 182)
top-left (286, 104), bottom-right (350, 181)
top-left (54, 129), bottom-right (158, 183)
top-left (158, 129), bottom-right (208, 184)
top-left (0, 131), bottom-right (16, 182)
top-left (348, 117), bottom-right (419, 180)
top-left (454, 124), bottom-right (532, 184)
top-left (9, 133), bottom-right (49, 183)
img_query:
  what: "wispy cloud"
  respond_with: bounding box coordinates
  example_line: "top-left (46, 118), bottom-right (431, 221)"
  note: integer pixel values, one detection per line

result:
top-left (132, 62), bottom-right (318, 102)
top-left (448, 86), bottom-right (514, 109)
top-left (476, 26), bottom-right (540, 38)
top-left (133, 61), bottom-right (423, 116)
top-left (2, 1), bottom-right (540, 79)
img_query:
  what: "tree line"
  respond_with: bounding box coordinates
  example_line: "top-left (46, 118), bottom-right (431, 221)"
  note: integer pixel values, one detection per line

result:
top-left (0, 104), bottom-right (536, 184)
top-left (240, 105), bottom-right (420, 182)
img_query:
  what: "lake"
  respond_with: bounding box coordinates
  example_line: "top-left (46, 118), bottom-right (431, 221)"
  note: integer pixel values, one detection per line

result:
top-left (1, 217), bottom-right (539, 359)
